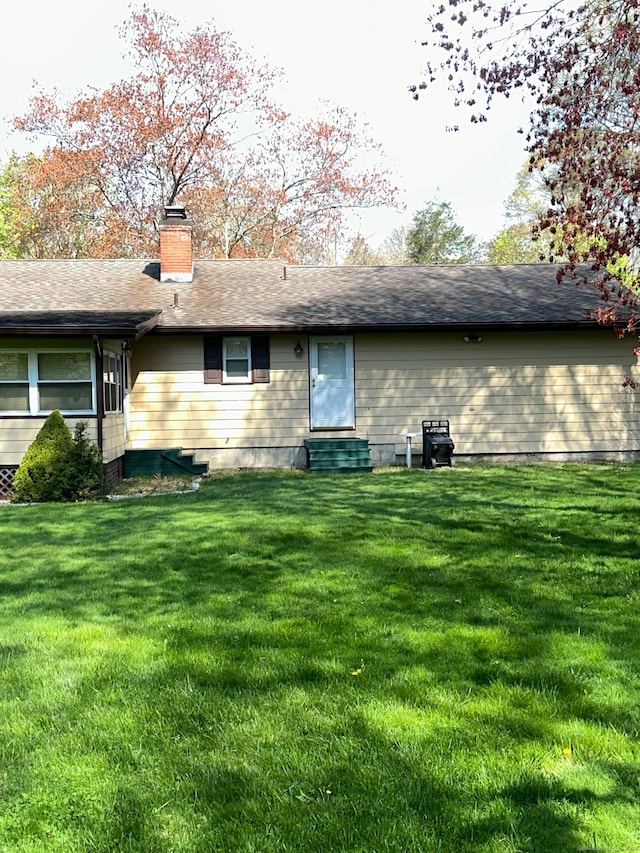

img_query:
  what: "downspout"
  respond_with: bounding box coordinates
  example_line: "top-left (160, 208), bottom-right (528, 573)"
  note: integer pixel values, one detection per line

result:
top-left (122, 342), bottom-right (131, 442)
top-left (93, 336), bottom-right (104, 455)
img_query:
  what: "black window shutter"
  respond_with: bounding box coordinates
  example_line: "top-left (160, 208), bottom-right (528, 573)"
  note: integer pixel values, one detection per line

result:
top-left (251, 336), bottom-right (270, 383)
top-left (203, 336), bottom-right (222, 384)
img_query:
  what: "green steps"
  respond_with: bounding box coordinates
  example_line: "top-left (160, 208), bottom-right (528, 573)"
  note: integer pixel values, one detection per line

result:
top-left (124, 448), bottom-right (209, 478)
top-left (304, 438), bottom-right (372, 473)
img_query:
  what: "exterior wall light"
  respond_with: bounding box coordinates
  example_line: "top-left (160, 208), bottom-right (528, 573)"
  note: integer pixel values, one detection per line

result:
top-left (294, 340), bottom-right (304, 357)
top-left (464, 333), bottom-right (482, 343)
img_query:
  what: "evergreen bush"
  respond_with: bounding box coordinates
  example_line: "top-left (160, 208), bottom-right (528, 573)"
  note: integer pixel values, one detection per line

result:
top-left (11, 411), bottom-right (104, 503)
top-left (69, 421), bottom-right (105, 501)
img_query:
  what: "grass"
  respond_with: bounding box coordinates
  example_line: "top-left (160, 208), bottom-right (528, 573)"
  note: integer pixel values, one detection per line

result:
top-left (0, 464), bottom-right (639, 852)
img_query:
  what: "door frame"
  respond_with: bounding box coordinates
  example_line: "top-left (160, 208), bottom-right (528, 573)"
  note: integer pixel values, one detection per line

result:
top-left (309, 335), bottom-right (355, 430)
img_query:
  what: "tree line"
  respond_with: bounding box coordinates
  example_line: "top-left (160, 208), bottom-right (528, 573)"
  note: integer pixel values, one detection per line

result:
top-left (0, 144), bottom-right (553, 266)
top-left (0, 3), bottom-right (579, 269)
top-left (343, 166), bottom-right (551, 266)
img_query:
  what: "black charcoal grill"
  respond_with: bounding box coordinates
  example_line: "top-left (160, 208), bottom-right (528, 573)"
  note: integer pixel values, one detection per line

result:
top-left (422, 419), bottom-right (455, 468)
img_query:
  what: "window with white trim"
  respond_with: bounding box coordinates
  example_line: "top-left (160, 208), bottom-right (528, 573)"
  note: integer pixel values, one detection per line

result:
top-left (0, 349), bottom-right (95, 415)
top-left (223, 337), bottom-right (251, 383)
top-left (103, 351), bottom-right (123, 413)
top-left (203, 336), bottom-right (270, 384)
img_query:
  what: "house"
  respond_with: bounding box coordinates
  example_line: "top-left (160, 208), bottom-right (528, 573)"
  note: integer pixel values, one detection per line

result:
top-left (1, 207), bottom-right (638, 496)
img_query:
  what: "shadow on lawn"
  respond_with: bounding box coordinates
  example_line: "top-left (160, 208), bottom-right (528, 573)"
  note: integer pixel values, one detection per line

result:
top-left (2, 466), bottom-right (639, 667)
top-left (1, 468), bottom-right (639, 850)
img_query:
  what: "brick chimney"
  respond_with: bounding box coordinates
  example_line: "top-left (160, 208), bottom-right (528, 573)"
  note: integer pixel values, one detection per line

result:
top-left (159, 205), bottom-right (193, 283)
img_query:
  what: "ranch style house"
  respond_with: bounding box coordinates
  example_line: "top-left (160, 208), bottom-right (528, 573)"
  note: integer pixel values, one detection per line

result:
top-left (0, 207), bottom-right (638, 496)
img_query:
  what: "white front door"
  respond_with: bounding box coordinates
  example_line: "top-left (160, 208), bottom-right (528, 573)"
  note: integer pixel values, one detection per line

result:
top-left (309, 336), bottom-right (355, 429)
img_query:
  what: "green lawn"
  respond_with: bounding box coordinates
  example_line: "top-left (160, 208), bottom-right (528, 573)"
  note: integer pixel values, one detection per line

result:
top-left (1, 465), bottom-right (639, 852)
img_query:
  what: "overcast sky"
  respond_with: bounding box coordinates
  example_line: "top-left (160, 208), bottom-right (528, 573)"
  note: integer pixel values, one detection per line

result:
top-left (1, 0), bottom-right (532, 248)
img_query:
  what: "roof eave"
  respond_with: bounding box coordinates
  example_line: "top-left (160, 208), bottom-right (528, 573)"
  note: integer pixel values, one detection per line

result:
top-left (150, 320), bottom-right (602, 335)
top-left (133, 312), bottom-right (162, 339)
top-left (0, 311), bottom-right (162, 339)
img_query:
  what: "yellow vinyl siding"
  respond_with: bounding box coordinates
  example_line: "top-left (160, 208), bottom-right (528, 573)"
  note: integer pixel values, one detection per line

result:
top-left (355, 332), bottom-right (640, 458)
top-left (0, 421), bottom-right (52, 465)
top-left (101, 413), bottom-right (125, 463)
top-left (0, 418), bottom-right (98, 465)
top-left (126, 331), bottom-right (640, 468)
top-left (128, 335), bottom-right (311, 456)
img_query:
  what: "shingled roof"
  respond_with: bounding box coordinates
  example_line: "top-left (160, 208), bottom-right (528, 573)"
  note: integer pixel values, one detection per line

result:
top-left (0, 258), bottom-right (606, 336)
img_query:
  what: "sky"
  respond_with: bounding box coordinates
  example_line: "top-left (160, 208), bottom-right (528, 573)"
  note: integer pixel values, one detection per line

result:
top-left (0, 0), bottom-right (532, 250)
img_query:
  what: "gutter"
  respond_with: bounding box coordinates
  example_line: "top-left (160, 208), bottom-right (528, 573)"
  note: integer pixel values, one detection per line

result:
top-left (148, 321), bottom-right (605, 335)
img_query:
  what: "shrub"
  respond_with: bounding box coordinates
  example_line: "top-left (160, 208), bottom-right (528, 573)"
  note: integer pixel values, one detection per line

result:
top-left (11, 411), bottom-right (103, 503)
top-left (68, 421), bottom-right (105, 501)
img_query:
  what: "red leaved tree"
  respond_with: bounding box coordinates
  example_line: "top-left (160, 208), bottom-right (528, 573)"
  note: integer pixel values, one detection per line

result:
top-left (1, 150), bottom-right (134, 258)
top-left (185, 107), bottom-right (396, 262)
top-left (413, 0), bottom-right (640, 353)
top-left (13, 4), bottom-right (397, 261)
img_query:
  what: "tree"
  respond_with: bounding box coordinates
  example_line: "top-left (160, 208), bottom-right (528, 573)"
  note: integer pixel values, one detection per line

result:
top-left (0, 162), bottom-right (16, 258)
top-left (0, 152), bottom-right (115, 258)
top-left (343, 235), bottom-right (383, 266)
top-left (412, 0), bottom-right (640, 347)
top-left (378, 226), bottom-right (409, 265)
top-left (185, 107), bottom-right (396, 262)
top-left (406, 200), bottom-right (483, 264)
top-left (487, 163), bottom-right (554, 264)
top-left (342, 226), bottom-right (410, 266)
top-left (0, 155), bottom-right (34, 258)
top-left (13, 4), bottom-right (397, 261)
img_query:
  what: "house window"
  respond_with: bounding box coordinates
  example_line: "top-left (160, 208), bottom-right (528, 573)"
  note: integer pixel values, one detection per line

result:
top-left (0, 352), bottom-right (30, 412)
top-left (223, 337), bottom-right (251, 383)
top-left (203, 336), bottom-right (270, 384)
top-left (0, 349), bottom-right (95, 415)
top-left (103, 352), bottom-right (123, 413)
top-left (38, 352), bottom-right (93, 412)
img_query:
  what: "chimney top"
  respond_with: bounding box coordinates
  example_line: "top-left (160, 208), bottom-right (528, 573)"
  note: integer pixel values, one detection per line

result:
top-left (163, 205), bottom-right (188, 222)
